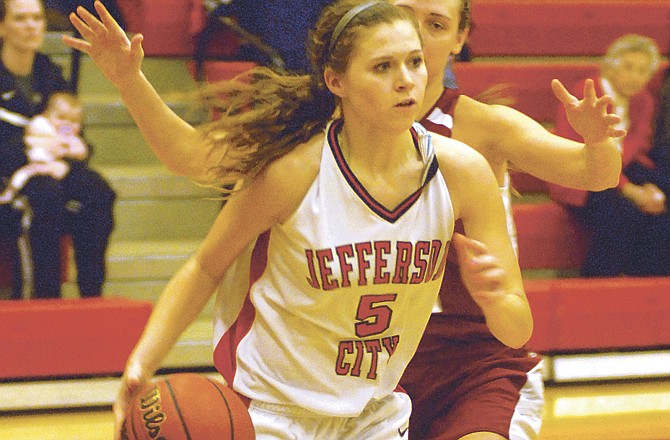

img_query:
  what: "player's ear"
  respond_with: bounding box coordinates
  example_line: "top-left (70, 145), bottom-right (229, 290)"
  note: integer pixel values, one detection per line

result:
top-left (324, 67), bottom-right (346, 98)
top-left (452, 28), bottom-right (470, 56)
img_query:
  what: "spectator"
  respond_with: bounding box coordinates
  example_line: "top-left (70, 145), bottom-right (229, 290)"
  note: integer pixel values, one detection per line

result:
top-left (549, 34), bottom-right (670, 276)
top-left (0, 0), bottom-right (116, 299)
top-left (0, 91), bottom-right (87, 203)
top-left (634, 65), bottom-right (670, 195)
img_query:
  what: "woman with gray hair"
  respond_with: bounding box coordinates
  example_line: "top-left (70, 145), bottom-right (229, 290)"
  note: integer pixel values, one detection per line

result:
top-left (549, 33), bottom-right (670, 276)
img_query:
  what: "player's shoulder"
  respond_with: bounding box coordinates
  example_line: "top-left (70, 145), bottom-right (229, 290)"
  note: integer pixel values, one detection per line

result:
top-left (264, 132), bottom-right (323, 183)
top-left (430, 130), bottom-right (488, 169)
top-left (250, 131), bottom-right (325, 220)
top-left (429, 130), bottom-right (496, 197)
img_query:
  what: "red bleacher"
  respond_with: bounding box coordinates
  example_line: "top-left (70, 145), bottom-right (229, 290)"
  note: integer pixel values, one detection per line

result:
top-left (113, 0), bottom-right (670, 58)
top-left (513, 199), bottom-right (670, 354)
top-left (526, 276), bottom-right (670, 352)
top-left (453, 61), bottom-right (598, 124)
top-left (115, 0), bottom-right (241, 58)
top-left (453, 60), bottom-right (669, 125)
top-left (0, 297), bottom-right (151, 379)
top-left (469, 0), bottom-right (670, 57)
top-left (115, 0), bottom-right (206, 56)
top-left (513, 202), bottom-right (588, 271)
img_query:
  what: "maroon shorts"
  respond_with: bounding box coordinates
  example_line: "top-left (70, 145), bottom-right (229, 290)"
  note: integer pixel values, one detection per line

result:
top-left (400, 314), bottom-right (544, 440)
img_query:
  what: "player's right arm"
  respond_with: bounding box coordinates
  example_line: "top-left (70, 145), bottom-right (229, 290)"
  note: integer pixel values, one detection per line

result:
top-left (63, 1), bottom-right (207, 179)
top-left (112, 136), bottom-right (322, 440)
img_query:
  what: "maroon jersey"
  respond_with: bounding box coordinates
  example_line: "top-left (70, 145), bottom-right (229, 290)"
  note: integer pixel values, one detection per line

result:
top-left (401, 88), bottom-right (544, 440)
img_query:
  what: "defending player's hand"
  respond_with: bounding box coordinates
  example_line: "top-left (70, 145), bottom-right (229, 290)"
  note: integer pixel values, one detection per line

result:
top-left (114, 362), bottom-right (150, 440)
top-left (62, 1), bottom-right (144, 89)
top-left (452, 233), bottom-right (507, 310)
top-left (551, 78), bottom-right (627, 144)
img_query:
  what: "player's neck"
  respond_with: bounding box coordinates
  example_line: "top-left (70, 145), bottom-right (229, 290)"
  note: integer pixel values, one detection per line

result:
top-left (338, 124), bottom-right (417, 175)
top-left (420, 80), bottom-right (446, 119)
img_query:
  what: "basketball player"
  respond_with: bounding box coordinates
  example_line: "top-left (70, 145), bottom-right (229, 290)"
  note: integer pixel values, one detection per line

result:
top-left (66, 1), bottom-right (533, 439)
top-left (393, 1), bottom-right (624, 439)
top-left (65, 1), bottom-right (625, 438)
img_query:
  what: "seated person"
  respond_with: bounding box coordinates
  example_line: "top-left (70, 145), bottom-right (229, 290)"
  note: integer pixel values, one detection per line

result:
top-left (625, 65), bottom-right (670, 196)
top-left (549, 34), bottom-right (670, 276)
top-left (0, 0), bottom-right (116, 300)
top-left (0, 92), bottom-right (86, 203)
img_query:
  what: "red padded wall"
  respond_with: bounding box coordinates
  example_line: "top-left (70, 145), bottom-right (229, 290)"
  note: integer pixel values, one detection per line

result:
top-left (0, 297), bottom-right (152, 379)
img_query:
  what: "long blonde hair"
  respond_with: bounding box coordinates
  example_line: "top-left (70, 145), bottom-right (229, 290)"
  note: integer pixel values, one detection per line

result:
top-left (197, 0), bottom-right (417, 189)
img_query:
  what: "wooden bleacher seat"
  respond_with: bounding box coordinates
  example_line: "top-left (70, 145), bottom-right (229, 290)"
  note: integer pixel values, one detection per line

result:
top-left (469, 0), bottom-right (670, 57)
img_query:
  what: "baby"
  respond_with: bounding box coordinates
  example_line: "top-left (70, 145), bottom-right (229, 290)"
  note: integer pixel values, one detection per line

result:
top-left (0, 92), bottom-right (88, 203)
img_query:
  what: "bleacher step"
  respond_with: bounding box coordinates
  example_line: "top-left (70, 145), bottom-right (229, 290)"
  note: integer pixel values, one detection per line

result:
top-left (98, 165), bottom-right (217, 200)
top-left (111, 197), bottom-right (219, 241)
top-left (78, 56), bottom-right (199, 96)
top-left (104, 239), bottom-right (202, 281)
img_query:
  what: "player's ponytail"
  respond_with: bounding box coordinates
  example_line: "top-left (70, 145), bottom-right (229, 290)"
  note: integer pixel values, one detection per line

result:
top-left (195, 67), bottom-right (337, 189)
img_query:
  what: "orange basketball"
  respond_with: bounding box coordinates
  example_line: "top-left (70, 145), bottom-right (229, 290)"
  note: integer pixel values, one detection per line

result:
top-left (121, 373), bottom-right (255, 440)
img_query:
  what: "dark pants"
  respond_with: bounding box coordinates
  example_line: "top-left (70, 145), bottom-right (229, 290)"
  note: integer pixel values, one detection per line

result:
top-left (0, 203), bottom-right (22, 293)
top-left (571, 188), bottom-right (670, 277)
top-left (625, 162), bottom-right (670, 196)
top-left (9, 165), bottom-right (115, 299)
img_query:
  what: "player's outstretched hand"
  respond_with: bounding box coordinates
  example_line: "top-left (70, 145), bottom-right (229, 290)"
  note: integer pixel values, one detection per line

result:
top-left (452, 232), bottom-right (507, 310)
top-left (62, 1), bottom-right (144, 89)
top-left (551, 78), bottom-right (627, 145)
top-left (113, 362), bottom-right (151, 440)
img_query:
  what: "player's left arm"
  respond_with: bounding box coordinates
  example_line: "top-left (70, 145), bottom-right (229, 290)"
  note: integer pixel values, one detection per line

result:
top-left (483, 79), bottom-right (622, 191)
top-left (435, 135), bottom-right (532, 349)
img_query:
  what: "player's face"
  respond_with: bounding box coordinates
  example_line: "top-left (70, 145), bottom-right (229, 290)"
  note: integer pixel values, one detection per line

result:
top-left (47, 99), bottom-right (83, 135)
top-left (331, 20), bottom-right (427, 131)
top-left (391, 0), bottom-right (467, 88)
top-left (0, 0), bottom-right (45, 54)
top-left (607, 51), bottom-right (655, 99)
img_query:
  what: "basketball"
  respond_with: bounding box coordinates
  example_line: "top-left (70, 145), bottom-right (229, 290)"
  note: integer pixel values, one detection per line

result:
top-left (121, 373), bottom-right (255, 440)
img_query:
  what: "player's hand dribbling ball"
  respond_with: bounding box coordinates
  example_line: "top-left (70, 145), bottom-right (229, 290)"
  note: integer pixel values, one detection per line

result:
top-left (121, 373), bottom-right (255, 440)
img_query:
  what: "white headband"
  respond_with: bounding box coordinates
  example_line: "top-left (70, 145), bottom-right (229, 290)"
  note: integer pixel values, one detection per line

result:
top-left (327, 1), bottom-right (380, 58)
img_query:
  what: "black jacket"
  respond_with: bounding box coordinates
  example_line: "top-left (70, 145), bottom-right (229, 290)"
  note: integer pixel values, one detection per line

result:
top-left (0, 53), bottom-right (69, 179)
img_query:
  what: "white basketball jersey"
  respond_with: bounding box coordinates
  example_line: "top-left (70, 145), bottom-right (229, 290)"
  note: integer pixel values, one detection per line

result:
top-left (212, 119), bottom-right (455, 417)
